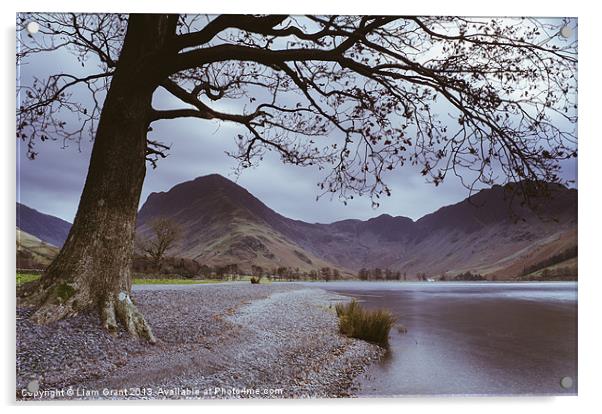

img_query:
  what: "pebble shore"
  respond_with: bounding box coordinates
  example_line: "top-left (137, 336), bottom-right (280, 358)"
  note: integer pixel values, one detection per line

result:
top-left (17, 283), bottom-right (384, 400)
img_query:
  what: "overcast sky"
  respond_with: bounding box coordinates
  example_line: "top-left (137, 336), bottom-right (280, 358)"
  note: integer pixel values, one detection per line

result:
top-left (16, 15), bottom-right (578, 224)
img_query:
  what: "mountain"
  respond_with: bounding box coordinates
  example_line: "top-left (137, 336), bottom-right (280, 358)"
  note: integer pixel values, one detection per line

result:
top-left (136, 175), bottom-right (344, 274)
top-left (16, 203), bottom-right (72, 247)
top-left (290, 182), bottom-right (577, 278)
top-left (137, 174), bottom-right (577, 279)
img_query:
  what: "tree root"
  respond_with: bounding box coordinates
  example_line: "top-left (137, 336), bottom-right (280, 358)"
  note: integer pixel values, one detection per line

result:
top-left (102, 291), bottom-right (156, 344)
top-left (21, 280), bottom-right (88, 325)
top-left (19, 282), bottom-right (156, 344)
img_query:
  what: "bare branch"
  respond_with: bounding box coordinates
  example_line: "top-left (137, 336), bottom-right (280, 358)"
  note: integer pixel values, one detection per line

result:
top-left (18, 14), bottom-right (578, 204)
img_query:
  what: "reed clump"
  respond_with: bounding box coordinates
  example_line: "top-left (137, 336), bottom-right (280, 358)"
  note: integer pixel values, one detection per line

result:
top-left (335, 299), bottom-right (395, 347)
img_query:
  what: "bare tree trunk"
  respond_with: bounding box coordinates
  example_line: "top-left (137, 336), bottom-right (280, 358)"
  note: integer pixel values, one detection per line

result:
top-left (18, 15), bottom-right (177, 342)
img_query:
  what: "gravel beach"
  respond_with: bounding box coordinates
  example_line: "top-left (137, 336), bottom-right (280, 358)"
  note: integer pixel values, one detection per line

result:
top-left (17, 283), bottom-right (384, 400)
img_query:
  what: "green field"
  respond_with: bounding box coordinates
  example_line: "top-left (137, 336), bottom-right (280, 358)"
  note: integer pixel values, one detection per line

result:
top-left (16, 273), bottom-right (224, 287)
top-left (16, 273), bottom-right (41, 286)
top-left (132, 278), bottom-right (222, 285)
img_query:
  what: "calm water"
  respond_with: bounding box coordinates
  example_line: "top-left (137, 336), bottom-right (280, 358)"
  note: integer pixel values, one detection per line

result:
top-left (303, 281), bottom-right (577, 396)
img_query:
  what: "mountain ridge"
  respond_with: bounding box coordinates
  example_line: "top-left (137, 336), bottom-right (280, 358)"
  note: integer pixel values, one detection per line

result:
top-left (136, 174), bottom-right (577, 279)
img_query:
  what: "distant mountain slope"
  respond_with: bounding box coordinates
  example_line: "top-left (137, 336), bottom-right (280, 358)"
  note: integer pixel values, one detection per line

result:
top-left (137, 174), bottom-right (577, 279)
top-left (17, 228), bottom-right (60, 268)
top-left (16, 203), bottom-right (72, 247)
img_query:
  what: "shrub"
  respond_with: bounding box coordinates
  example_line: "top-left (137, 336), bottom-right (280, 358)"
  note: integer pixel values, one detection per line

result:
top-left (250, 276), bottom-right (261, 284)
top-left (335, 299), bottom-right (395, 347)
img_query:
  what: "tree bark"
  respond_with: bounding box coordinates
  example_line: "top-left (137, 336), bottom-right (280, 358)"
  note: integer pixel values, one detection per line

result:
top-left (18, 15), bottom-right (178, 342)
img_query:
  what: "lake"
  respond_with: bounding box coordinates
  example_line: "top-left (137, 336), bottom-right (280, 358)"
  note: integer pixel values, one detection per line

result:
top-left (303, 281), bottom-right (577, 396)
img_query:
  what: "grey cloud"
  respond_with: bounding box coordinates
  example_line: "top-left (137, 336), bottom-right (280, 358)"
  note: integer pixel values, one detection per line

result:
top-left (17, 16), bottom-right (578, 225)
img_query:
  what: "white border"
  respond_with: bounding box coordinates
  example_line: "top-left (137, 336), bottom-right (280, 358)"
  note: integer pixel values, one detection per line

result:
top-left (3, 1), bottom-right (601, 413)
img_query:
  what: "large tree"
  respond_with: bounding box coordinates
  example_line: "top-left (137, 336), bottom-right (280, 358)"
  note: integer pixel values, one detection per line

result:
top-left (16, 14), bottom-right (577, 340)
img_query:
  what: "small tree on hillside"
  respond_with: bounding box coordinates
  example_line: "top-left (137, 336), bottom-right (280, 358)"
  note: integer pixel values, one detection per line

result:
top-left (332, 268), bottom-right (341, 280)
top-left (251, 265), bottom-right (264, 278)
top-left (138, 217), bottom-right (182, 272)
top-left (321, 266), bottom-right (332, 281)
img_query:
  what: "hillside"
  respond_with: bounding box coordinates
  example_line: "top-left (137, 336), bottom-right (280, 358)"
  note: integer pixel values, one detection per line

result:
top-left (16, 202), bottom-right (71, 247)
top-left (16, 228), bottom-right (60, 269)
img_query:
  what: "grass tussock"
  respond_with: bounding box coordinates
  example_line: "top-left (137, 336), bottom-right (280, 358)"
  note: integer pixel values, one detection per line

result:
top-left (335, 299), bottom-right (395, 347)
top-left (250, 276), bottom-right (261, 284)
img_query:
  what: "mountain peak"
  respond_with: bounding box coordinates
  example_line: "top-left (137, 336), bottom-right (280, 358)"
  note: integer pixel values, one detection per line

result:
top-left (138, 173), bottom-right (276, 227)
top-left (369, 213), bottom-right (413, 223)
top-left (147, 174), bottom-right (237, 197)
top-left (194, 173), bottom-right (232, 182)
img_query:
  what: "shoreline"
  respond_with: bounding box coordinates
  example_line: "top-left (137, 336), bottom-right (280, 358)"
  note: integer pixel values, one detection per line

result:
top-left (17, 284), bottom-right (384, 400)
top-left (294, 280), bottom-right (578, 284)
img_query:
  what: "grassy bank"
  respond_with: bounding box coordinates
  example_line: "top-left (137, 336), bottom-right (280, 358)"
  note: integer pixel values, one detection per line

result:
top-left (16, 273), bottom-right (224, 287)
top-left (16, 273), bottom-right (40, 286)
top-left (133, 278), bottom-right (222, 285)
